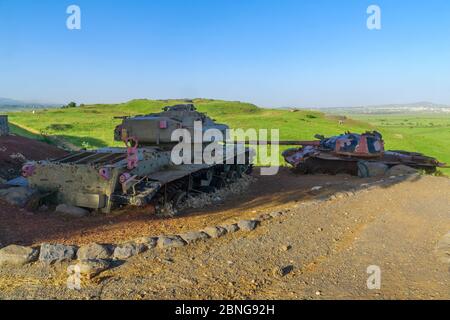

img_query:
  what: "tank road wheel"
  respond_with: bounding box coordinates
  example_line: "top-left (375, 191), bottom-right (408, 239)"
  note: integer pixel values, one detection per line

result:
top-left (200, 168), bottom-right (214, 187)
top-left (212, 176), bottom-right (227, 189)
top-left (222, 164), bottom-right (232, 174)
top-left (292, 163), bottom-right (308, 175)
top-left (227, 170), bottom-right (239, 183)
top-left (304, 158), bottom-right (331, 175)
top-left (172, 191), bottom-right (188, 212)
top-left (236, 164), bottom-right (249, 177)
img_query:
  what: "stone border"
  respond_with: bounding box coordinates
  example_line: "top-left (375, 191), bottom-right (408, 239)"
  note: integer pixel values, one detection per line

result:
top-left (0, 174), bottom-right (417, 277)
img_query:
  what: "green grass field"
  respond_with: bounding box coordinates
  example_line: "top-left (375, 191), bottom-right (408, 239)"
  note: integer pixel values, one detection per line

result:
top-left (6, 99), bottom-right (449, 173)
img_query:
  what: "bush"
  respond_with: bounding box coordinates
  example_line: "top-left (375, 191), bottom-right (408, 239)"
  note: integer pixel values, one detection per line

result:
top-left (62, 102), bottom-right (77, 109)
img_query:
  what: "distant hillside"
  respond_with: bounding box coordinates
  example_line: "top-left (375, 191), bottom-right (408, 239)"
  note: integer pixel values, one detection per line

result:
top-left (318, 102), bottom-right (450, 115)
top-left (0, 97), bottom-right (61, 112)
top-left (7, 98), bottom-right (372, 149)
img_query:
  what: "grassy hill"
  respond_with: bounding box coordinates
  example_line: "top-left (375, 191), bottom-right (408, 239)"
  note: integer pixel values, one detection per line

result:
top-left (7, 99), bottom-right (372, 146)
top-left (7, 99), bottom-right (449, 173)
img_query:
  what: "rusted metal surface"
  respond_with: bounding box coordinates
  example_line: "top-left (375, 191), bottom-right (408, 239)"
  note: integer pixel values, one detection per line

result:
top-left (235, 140), bottom-right (321, 146)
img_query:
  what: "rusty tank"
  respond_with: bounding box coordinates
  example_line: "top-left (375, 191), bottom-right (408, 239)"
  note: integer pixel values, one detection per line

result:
top-left (282, 131), bottom-right (446, 177)
top-left (23, 104), bottom-right (254, 214)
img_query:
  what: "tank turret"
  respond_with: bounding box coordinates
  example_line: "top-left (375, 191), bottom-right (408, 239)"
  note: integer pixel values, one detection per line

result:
top-left (114, 104), bottom-right (229, 145)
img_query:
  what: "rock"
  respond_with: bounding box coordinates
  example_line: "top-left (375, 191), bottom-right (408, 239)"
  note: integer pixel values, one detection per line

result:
top-left (113, 243), bottom-right (146, 260)
top-left (238, 220), bottom-right (258, 231)
top-left (135, 236), bottom-right (158, 249)
top-left (0, 245), bottom-right (39, 266)
top-left (77, 243), bottom-right (113, 260)
top-left (222, 224), bottom-right (240, 233)
top-left (39, 244), bottom-right (77, 264)
top-left (0, 187), bottom-right (37, 207)
top-left (162, 257), bottom-right (174, 264)
top-left (203, 226), bottom-right (227, 238)
top-left (386, 165), bottom-right (418, 176)
top-left (272, 265), bottom-right (293, 277)
top-left (358, 161), bottom-right (389, 178)
top-left (258, 213), bottom-right (272, 221)
top-left (179, 231), bottom-right (209, 244)
top-left (281, 245), bottom-right (292, 251)
top-left (157, 236), bottom-right (187, 249)
top-left (334, 192), bottom-right (346, 199)
top-left (360, 183), bottom-right (370, 188)
top-left (55, 204), bottom-right (89, 218)
top-left (74, 259), bottom-right (111, 279)
top-left (270, 211), bottom-right (282, 218)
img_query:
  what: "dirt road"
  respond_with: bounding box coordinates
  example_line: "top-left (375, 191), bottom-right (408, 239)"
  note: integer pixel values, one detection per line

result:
top-left (0, 173), bottom-right (448, 299)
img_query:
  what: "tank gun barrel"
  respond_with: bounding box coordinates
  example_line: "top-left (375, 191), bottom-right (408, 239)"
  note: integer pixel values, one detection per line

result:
top-left (231, 140), bottom-right (320, 146)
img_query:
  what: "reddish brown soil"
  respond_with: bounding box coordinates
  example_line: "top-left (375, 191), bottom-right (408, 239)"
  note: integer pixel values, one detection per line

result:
top-left (0, 135), bottom-right (68, 180)
top-left (0, 167), bottom-right (379, 247)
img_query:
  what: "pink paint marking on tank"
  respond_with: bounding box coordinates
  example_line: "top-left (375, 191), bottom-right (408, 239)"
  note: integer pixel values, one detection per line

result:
top-left (335, 138), bottom-right (352, 153)
top-left (99, 167), bottom-right (111, 180)
top-left (159, 120), bottom-right (168, 129)
top-left (355, 135), bottom-right (369, 154)
top-left (124, 137), bottom-right (139, 170)
top-left (119, 172), bottom-right (132, 184)
top-left (22, 163), bottom-right (36, 177)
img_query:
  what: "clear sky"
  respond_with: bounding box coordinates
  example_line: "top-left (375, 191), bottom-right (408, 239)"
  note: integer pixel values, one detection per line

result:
top-left (1, 0), bottom-right (450, 107)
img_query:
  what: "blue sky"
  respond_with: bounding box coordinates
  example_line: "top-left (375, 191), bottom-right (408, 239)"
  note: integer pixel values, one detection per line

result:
top-left (1, 0), bottom-right (450, 107)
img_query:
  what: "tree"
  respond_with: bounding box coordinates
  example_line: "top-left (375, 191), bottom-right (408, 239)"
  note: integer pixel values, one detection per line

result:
top-left (62, 102), bottom-right (77, 109)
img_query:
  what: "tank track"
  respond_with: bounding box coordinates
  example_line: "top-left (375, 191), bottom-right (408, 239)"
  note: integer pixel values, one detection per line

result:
top-left (154, 161), bottom-right (253, 216)
top-left (293, 157), bottom-right (359, 176)
top-left (294, 156), bottom-right (438, 176)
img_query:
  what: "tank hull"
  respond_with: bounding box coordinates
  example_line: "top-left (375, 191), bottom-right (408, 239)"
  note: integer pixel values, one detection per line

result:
top-left (27, 146), bottom-right (253, 213)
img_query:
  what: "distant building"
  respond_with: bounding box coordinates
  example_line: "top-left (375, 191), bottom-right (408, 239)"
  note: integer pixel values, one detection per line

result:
top-left (0, 115), bottom-right (9, 136)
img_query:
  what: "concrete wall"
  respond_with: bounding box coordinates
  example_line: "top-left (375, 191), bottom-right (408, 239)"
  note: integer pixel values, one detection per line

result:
top-left (0, 115), bottom-right (9, 136)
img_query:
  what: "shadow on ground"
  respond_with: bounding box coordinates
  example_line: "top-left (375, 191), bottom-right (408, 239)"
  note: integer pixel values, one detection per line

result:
top-left (0, 167), bottom-right (417, 247)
